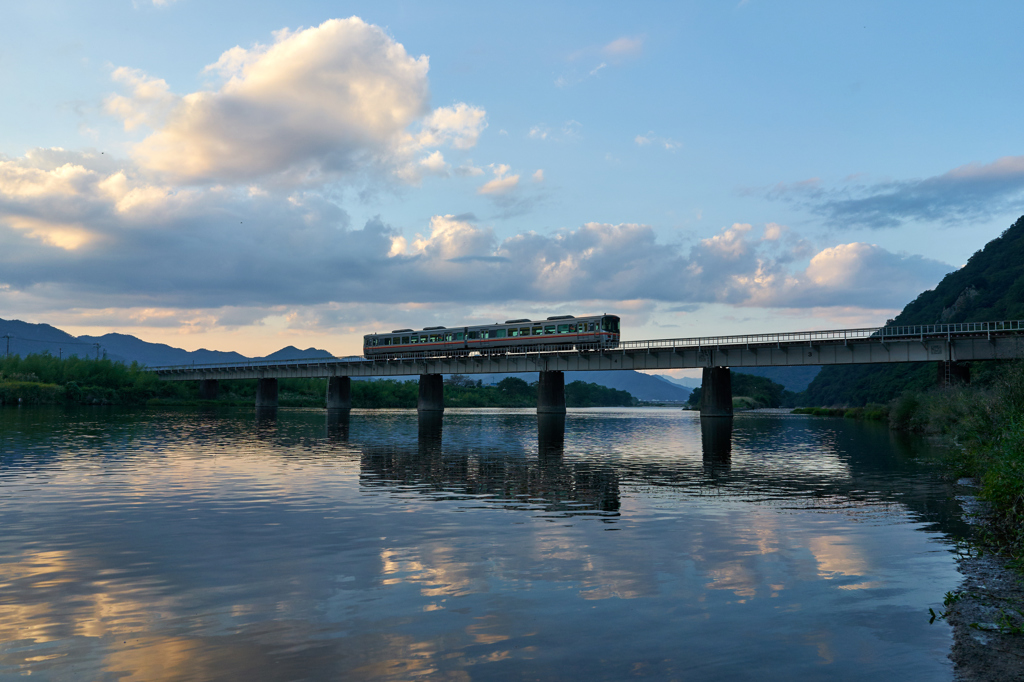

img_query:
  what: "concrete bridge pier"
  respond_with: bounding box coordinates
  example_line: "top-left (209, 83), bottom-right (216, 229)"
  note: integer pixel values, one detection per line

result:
top-left (255, 378), bottom-right (278, 408)
top-left (699, 367), bottom-right (733, 418)
top-left (938, 361), bottom-right (971, 387)
top-left (418, 374), bottom-right (444, 413)
top-left (198, 379), bottom-right (219, 401)
top-left (326, 376), bottom-right (351, 410)
top-left (537, 370), bottom-right (566, 414)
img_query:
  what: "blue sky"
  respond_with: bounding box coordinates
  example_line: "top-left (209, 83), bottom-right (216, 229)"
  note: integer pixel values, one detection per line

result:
top-left (1, 0), bottom-right (1022, 358)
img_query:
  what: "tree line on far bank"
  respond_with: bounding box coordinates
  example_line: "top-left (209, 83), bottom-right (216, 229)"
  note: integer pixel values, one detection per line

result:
top-left (0, 355), bottom-right (635, 408)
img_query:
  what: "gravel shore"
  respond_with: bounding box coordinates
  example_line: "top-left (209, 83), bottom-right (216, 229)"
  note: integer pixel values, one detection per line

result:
top-left (945, 482), bottom-right (1024, 680)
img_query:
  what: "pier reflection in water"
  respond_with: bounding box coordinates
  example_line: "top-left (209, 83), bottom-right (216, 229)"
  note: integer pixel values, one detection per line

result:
top-left (701, 416), bottom-right (733, 476)
top-left (0, 407), bottom-right (966, 681)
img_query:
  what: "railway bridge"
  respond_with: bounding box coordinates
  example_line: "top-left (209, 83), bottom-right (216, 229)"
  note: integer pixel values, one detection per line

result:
top-left (153, 320), bottom-right (1024, 417)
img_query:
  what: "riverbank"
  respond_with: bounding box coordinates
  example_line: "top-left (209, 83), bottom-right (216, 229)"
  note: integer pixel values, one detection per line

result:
top-left (943, 480), bottom-right (1024, 680)
top-left (863, 363), bottom-right (1024, 678)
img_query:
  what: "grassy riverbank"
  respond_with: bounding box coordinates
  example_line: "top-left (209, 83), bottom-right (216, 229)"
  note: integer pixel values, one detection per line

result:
top-left (886, 361), bottom-right (1024, 566)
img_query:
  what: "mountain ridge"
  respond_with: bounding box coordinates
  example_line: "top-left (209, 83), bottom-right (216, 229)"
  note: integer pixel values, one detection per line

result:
top-left (802, 214), bottom-right (1024, 406)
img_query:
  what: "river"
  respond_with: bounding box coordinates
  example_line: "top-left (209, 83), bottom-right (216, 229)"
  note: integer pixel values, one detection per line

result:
top-left (0, 407), bottom-right (966, 680)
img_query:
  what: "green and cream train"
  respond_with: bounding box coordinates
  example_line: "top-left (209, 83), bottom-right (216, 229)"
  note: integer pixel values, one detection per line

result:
top-left (363, 314), bottom-right (621, 358)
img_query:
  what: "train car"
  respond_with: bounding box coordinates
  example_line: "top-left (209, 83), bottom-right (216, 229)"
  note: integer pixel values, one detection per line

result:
top-left (363, 314), bottom-right (620, 358)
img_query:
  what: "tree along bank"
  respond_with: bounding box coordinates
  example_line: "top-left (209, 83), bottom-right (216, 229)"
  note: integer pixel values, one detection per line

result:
top-left (0, 356), bottom-right (636, 408)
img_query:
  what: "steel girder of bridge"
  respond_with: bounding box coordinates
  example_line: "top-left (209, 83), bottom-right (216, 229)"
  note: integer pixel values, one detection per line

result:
top-left (153, 321), bottom-right (1024, 382)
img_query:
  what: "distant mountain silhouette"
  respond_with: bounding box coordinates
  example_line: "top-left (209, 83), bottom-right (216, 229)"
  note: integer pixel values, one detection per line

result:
top-left (259, 346), bottom-right (335, 362)
top-left (0, 318), bottom-right (332, 366)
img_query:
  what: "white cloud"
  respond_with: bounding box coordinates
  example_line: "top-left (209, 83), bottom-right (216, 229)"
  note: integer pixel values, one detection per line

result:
top-left (415, 103), bottom-right (487, 150)
top-left (528, 126), bottom-right (549, 140)
top-left (635, 131), bottom-right (680, 151)
top-left (478, 164), bottom-right (519, 195)
top-left (105, 67), bottom-right (176, 131)
top-left (763, 222), bottom-right (783, 240)
top-left (603, 36), bottom-right (645, 57)
top-left (417, 151), bottom-right (449, 176)
top-left (106, 18), bottom-right (485, 188)
top-left (532, 169), bottom-right (544, 182)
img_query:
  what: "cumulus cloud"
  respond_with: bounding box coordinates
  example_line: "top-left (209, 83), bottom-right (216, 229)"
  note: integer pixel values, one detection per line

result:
top-left (106, 18), bottom-right (485, 187)
top-left (770, 155), bottom-right (1024, 228)
top-left (478, 164), bottom-right (519, 194)
top-left (0, 149), bottom-right (952, 324)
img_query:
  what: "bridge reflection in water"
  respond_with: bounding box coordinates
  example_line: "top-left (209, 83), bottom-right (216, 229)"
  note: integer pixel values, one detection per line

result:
top-left (305, 408), bottom-right (969, 535)
top-left (356, 411), bottom-right (621, 516)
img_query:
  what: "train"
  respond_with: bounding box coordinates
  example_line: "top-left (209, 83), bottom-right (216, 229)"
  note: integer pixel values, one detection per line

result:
top-left (363, 314), bottom-right (621, 358)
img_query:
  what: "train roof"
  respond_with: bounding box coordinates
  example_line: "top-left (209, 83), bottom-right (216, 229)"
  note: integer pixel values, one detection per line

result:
top-left (369, 314), bottom-right (616, 336)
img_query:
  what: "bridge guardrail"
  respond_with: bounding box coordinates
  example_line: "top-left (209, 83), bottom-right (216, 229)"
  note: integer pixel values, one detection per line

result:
top-left (149, 320), bottom-right (1024, 372)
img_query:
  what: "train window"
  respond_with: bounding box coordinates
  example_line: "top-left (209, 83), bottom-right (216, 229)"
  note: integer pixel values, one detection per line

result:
top-left (410, 336), bottom-right (419, 344)
top-left (427, 334), bottom-right (436, 343)
top-left (568, 324), bottom-right (576, 333)
top-left (455, 332), bottom-right (464, 341)
top-left (557, 324), bottom-right (569, 334)
top-left (468, 331), bottom-right (479, 340)
top-left (421, 335), bottom-right (428, 343)
top-left (544, 325), bottom-right (555, 335)
top-left (382, 338), bottom-right (390, 346)
top-left (444, 333), bottom-right (453, 342)
top-left (495, 329), bottom-right (507, 338)
top-left (509, 328), bottom-right (518, 337)
top-left (481, 330), bottom-right (490, 339)
top-left (521, 327), bottom-right (531, 336)
top-left (402, 336), bottom-right (410, 344)
top-left (532, 326), bottom-right (541, 335)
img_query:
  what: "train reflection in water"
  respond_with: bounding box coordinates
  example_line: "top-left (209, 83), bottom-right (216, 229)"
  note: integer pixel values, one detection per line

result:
top-left (308, 408), bottom-right (972, 536)
top-left (358, 412), bottom-right (621, 517)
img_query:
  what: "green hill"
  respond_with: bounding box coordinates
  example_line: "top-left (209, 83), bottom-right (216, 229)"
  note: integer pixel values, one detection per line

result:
top-left (802, 215), bottom-right (1024, 406)
top-left (688, 371), bottom-right (794, 409)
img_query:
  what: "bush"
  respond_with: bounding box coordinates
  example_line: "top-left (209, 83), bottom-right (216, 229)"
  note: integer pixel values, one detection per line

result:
top-left (889, 362), bottom-right (1024, 563)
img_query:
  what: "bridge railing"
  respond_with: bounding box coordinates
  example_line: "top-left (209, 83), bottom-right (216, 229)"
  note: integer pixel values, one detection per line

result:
top-left (618, 320), bottom-right (1024, 352)
top-left (150, 320), bottom-right (1024, 372)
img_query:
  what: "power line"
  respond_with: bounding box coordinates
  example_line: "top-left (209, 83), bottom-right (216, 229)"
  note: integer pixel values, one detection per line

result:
top-left (0, 334), bottom-right (98, 346)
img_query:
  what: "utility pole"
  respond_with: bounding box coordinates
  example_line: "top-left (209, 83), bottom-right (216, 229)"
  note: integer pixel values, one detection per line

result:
top-left (94, 343), bottom-right (100, 360)
top-left (2, 334), bottom-right (11, 357)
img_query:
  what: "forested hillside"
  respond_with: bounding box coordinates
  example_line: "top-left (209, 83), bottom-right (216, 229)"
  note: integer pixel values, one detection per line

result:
top-left (803, 215), bottom-right (1024, 406)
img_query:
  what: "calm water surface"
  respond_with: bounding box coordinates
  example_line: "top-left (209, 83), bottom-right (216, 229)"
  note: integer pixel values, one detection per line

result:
top-left (0, 407), bottom-right (966, 681)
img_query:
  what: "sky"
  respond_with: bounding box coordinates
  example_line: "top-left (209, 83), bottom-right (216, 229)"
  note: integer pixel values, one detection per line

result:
top-left (2, 0), bottom-right (1023, 362)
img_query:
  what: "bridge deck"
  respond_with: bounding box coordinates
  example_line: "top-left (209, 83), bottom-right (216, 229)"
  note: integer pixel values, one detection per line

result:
top-left (153, 321), bottom-right (1024, 381)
